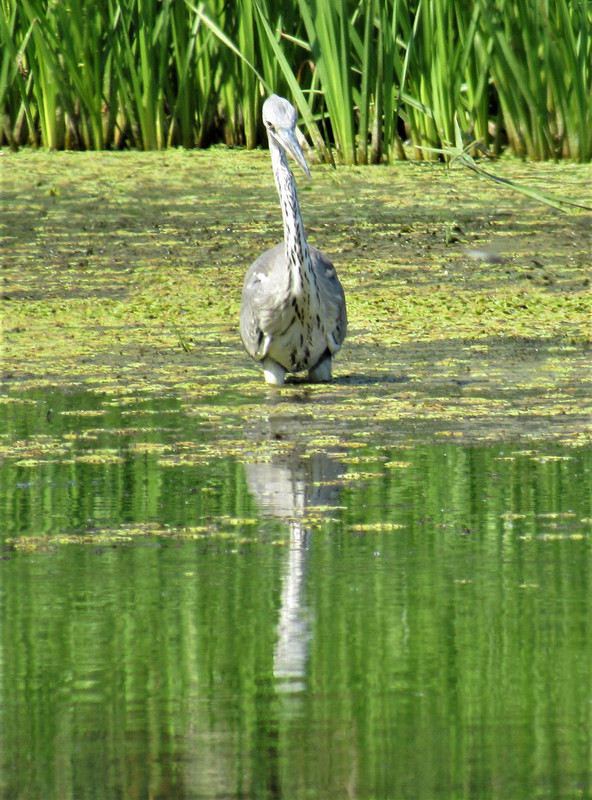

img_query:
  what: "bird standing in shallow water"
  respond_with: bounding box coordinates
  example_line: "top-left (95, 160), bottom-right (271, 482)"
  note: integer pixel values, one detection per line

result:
top-left (240, 95), bottom-right (347, 385)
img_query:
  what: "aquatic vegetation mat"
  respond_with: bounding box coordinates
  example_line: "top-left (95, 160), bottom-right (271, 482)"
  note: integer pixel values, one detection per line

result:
top-left (2, 150), bottom-right (591, 454)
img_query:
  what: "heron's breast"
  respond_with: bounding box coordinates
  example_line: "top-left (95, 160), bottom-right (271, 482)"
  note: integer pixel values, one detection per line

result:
top-left (266, 304), bottom-right (328, 372)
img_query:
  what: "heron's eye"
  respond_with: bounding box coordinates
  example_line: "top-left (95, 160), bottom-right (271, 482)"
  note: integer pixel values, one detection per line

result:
top-left (264, 120), bottom-right (275, 132)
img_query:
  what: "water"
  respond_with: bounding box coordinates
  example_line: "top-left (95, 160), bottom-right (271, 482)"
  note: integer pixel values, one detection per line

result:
top-left (1, 390), bottom-right (591, 800)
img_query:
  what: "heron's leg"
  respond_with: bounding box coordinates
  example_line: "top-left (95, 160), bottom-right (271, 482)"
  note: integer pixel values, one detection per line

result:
top-left (308, 355), bottom-right (332, 382)
top-left (262, 358), bottom-right (287, 385)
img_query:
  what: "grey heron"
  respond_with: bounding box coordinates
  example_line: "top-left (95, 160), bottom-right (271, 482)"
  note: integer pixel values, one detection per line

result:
top-left (240, 95), bottom-right (347, 385)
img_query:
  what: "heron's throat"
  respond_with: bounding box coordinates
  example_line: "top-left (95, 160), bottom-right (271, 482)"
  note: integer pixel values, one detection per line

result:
top-left (270, 141), bottom-right (314, 296)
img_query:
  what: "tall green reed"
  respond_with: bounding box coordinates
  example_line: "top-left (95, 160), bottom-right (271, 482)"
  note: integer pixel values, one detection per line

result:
top-left (478, 0), bottom-right (591, 160)
top-left (0, 3), bottom-right (36, 148)
top-left (1, 0), bottom-right (590, 160)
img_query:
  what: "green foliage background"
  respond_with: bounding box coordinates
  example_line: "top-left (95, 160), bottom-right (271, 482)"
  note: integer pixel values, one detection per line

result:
top-left (1, 0), bottom-right (591, 160)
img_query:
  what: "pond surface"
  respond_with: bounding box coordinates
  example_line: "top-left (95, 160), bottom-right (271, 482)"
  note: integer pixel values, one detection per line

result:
top-left (1, 151), bottom-right (591, 799)
top-left (1, 389), bottom-right (591, 800)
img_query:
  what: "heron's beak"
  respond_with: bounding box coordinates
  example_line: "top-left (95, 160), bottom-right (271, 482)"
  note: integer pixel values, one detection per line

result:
top-left (276, 128), bottom-right (311, 179)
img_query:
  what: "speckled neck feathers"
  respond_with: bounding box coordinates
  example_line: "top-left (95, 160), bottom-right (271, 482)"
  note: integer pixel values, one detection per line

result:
top-left (269, 134), bottom-right (315, 297)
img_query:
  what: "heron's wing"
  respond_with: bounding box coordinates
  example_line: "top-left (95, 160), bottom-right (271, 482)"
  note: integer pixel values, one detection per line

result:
top-left (240, 243), bottom-right (347, 364)
top-left (240, 243), bottom-right (289, 359)
top-left (309, 246), bottom-right (347, 352)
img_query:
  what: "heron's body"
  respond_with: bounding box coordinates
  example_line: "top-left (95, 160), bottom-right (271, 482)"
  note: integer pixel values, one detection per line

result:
top-left (240, 95), bottom-right (347, 385)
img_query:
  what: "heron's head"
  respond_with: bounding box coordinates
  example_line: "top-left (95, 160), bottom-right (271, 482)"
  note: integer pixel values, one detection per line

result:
top-left (262, 95), bottom-right (311, 179)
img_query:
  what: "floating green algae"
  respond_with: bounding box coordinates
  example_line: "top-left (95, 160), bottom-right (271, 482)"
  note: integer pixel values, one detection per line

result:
top-left (2, 150), bottom-right (591, 448)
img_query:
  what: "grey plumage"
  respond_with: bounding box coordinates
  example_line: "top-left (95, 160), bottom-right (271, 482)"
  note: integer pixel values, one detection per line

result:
top-left (240, 94), bottom-right (347, 385)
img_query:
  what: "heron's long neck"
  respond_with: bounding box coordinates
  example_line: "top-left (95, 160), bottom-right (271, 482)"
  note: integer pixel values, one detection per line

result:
top-left (269, 137), bottom-right (313, 295)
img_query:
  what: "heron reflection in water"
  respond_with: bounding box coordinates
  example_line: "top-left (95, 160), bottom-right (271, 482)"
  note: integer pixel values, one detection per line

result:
top-left (240, 95), bottom-right (347, 385)
top-left (244, 407), bottom-right (345, 690)
top-left (246, 446), bottom-right (344, 690)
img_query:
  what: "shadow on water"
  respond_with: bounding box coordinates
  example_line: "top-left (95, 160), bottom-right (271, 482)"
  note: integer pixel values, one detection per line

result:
top-left (250, 331), bottom-right (592, 452)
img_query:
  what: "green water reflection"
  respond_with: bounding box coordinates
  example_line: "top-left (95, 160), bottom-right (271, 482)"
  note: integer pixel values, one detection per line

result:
top-left (0, 392), bottom-right (591, 800)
